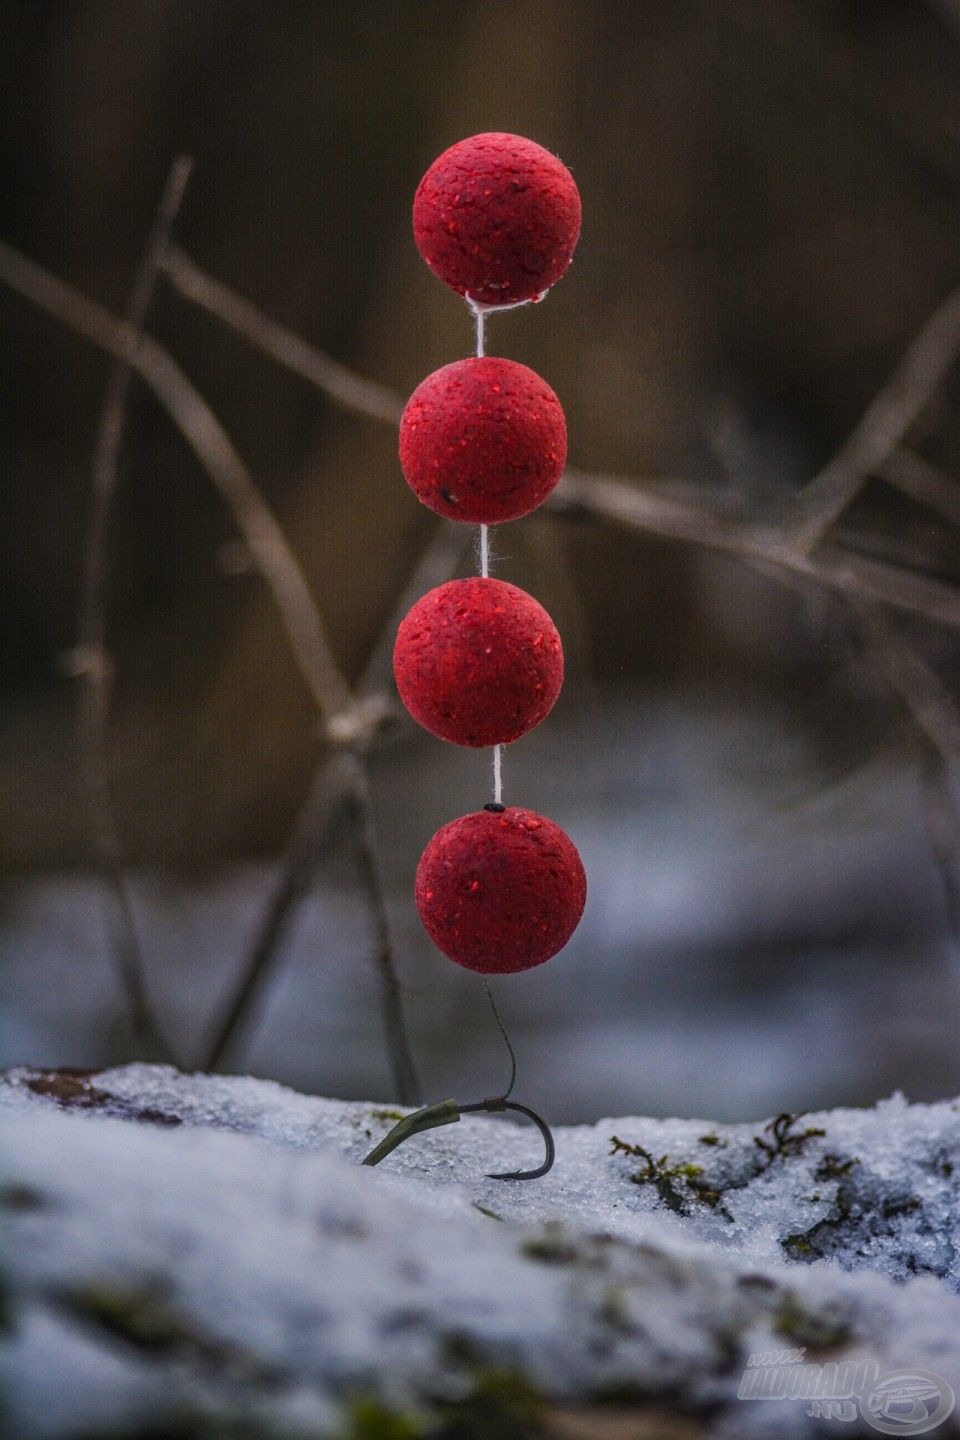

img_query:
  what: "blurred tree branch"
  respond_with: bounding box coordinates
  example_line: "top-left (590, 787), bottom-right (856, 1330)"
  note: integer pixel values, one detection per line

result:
top-left (200, 519), bottom-right (467, 1087)
top-left (158, 247), bottom-right (960, 632)
top-left (155, 243), bottom-right (960, 1025)
top-left (0, 238), bottom-right (352, 721)
top-left (0, 234), bottom-right (420, 1102)
top-left (556, 470), bottom-right (960, 629)
top-left (163, 245), bottom-right (403, 426)
top-left (855, 604), bottom-right (960, 764)
top-left (3, 230), bottom-right (959, 1084)
top-left (877, 447), bottom-right (960, 529)
top-left (855, 601), bottom-right (960, 961)
top-left (76, 157), bottom-right (193, 1065)
top-left (791, 281), bottom-right (960, 552)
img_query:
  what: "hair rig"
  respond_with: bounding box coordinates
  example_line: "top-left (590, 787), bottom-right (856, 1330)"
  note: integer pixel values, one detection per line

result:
top-left (369, 133), bottom-right (586, 1183)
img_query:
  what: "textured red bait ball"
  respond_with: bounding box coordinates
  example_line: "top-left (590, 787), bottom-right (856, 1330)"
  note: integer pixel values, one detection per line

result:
top-left (393, 577), bottom-right (563, 748)
top-left (413, 132), bottom-right (582, 307)
top-left (416, 806), bottom-right (586, 974)
top-left (400, 357), bottom-right (567, 524)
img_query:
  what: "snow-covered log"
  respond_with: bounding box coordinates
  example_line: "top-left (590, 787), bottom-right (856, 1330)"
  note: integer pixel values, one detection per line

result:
top-left (1, 1065), bottom-right (957, 1438)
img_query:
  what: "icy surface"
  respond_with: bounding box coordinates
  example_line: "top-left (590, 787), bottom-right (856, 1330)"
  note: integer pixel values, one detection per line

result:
top-left (1, 1066), bottom-right (958, 1438)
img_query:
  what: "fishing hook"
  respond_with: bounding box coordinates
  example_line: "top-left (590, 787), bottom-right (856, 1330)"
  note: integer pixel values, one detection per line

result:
top-left (361, 1094), bottom-right (555, 1181)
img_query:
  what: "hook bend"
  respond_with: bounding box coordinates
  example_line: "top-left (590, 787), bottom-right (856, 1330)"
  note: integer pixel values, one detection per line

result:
top-left (361, 1096), bottom-right (555, 1181)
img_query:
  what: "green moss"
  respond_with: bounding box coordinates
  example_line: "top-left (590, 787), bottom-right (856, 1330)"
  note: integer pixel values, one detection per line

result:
top-left (346, 1398), bottom-right (425, 1440)
top-left (434, 1371), bottom-right (545, 1440)
top-left (610, 1137), bottom-right (722, 1214)
top-left (613, 1114), bottom-right (839, 1230)
top-left (65, 1283), bottom-right (273, 1385)
top-left (773, 1295), bottom-right (852, 1351)
top-left (520, 1223), bottom-right (581, 1265)
top-left (69, 1283), bottom-right (188, 1353)
top-left (882, 1196), bottom-right (920, 1219)
top-left (753, 1114), bottom-right (826, 1172)
top-left (814, 1154), bottom-right (859, 1181)
top-left (597, 1284), bottom-right (634, 1332)
top-left (370, 1109), bottom-right (409, 1124)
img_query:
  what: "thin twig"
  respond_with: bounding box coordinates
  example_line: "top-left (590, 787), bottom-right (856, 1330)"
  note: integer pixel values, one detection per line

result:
top-left (0, 237), bottom-right (351, 721)
top-left (156, 250), bottom-right (960, 631)
top-left (877, 446), bottom-right (960, 529)
top-left (854, 604), bottom-right (960, 762)
top-left (791, 281), bottom-right (960, 553)
top-left (919, 748), bottom-right (960, 969)
top-left (9, 239), bottom-right (956, 631)
top-left (557, 469), bottom-right (960, 630)
top-left (201, 519), bottom-right (469, 1077)
top-left (157, 245), bottom-right (960, 1013)
top-left (162, 245), bottom-right (403, 425)
top-left (7, 235), bottom-right (959, 1075)
top-left (853, 601), bottom-right (960, 968)
top-left (80, 157), bottom-right (193, 1062)
top-left (200, 749), bottom-right (361, 1071)
top-left (351, 766), bottom-right (422, 1105)
top-left (0, 235), bottom-right (421, 1091)
top-left (204, 743), bottom-right (422, 1101)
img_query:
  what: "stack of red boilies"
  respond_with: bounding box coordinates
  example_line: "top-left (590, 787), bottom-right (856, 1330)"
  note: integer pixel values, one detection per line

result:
top-left (395, 133), bottom-right (586, 976)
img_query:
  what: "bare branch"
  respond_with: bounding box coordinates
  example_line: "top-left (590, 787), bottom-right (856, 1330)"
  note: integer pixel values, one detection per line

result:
top-left (919, 750), bottom-right (960, 966)
top-left (157, 253), bottom-right (960, 630)
top-left (557, 470), bottom-right (960, 630)
top-left (7, 235), bottom-right (957, 1077)
top-left (0, 236), bottom-right (352, 721)
top-left (200, 519), bottom-right (469, 1081)
top-left (79, 158), bottom-right (193, 1064)
top-left (877, 446), bottom-right (960, 529)
top-left (200, 749), bottom-right (361, 1072)
top-left (162, 245), bottom-right (403, 425)
top-left (854, 604), bottom-right (960, 764)
top-left (200, 741), bottom-right (422, 1104)
top-left (35, 243), bottom-right (956, 633)
top-left (854, 601), bottom-right (960, 965)
top-left (351, 765), bottom-right (422, 1106)
top-left (0, 235), bottom-right (423, 1092)
top-left (791, 282), bottom-right (960, 552)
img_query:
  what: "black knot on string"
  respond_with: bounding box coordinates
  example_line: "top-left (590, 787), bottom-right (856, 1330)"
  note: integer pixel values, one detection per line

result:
top-left (484, 802), bottom-right (506, 813)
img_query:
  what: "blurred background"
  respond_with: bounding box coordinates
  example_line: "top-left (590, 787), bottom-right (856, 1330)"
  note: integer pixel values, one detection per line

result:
top-left (1, 0), bottom-right (959, 1122)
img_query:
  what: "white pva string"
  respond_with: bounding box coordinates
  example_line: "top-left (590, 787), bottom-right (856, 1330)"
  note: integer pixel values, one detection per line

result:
top-left (471, 297), bottom-right (501, 808)
top-left (474, 304), bottom-right (486, 358)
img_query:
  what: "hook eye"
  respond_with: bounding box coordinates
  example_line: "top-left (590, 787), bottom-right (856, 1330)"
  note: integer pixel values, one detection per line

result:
top-left (460, 1098), bottom-right (555, 1181)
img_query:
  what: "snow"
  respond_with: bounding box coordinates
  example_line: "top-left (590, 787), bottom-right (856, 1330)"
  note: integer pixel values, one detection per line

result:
top-left (1, 1066), bottom-right (958, 1437)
